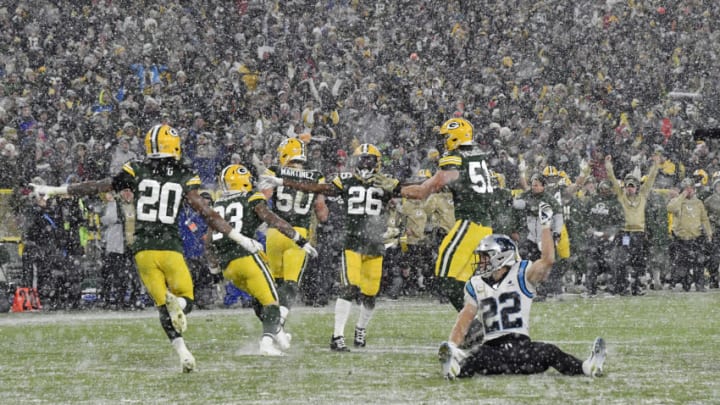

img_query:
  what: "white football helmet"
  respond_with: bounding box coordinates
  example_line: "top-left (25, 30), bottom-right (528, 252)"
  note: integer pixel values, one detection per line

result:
top-left (473, 234), bottom-right (519, 277)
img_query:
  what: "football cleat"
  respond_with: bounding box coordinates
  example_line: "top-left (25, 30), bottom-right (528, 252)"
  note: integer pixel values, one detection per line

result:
top-left (180, 350), bottom-right (196, 373)
top-left (165, 291), bottom-right (187, 333)
top-left (584, 337), bottom-right (606, 377)
top-left (274, 328), bottom-right (292, 351)
top-left (438, 341), bottom-right (465, 380)
top-left (260, 335), bottom-right (286, 356)
top-left (330, 335), bottom-right (350, 352)
top-left (354, 327), bottom-right (367, 347)
top-left (172, 337), bottom-right (195, 373)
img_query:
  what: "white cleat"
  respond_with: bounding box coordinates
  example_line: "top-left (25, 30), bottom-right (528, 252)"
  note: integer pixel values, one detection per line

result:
top-left (273, 328), bottom-right (292, 351)
top-left (260, 335), bottom-right (286, 356)
top-left (584, 337), bottom-right (607, 377)
top-left (166, 291), bottom-right (187, 333)
top-left (172, 337), bottom-right (195, 373)
top-left (180, 351), bottom-right (196, 373)
top-left (438, 341), bottom-right (464, 380)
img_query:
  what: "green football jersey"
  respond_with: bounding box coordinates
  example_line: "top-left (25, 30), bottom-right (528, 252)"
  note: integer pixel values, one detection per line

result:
top-left (267, 165), bottom-right (324, 229)
top-left (210, 191), bottom-right (266, 269)
top-left (112, 159), bottom-right (201, 253)
top-left (330, 172), bottom-right (394, 255)
top-left (439, 147), bottom-right (499, 226)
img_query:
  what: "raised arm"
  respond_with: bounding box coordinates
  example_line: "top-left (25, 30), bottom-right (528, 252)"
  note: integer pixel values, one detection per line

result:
top-left (526, 202), bottom-right (556, 285)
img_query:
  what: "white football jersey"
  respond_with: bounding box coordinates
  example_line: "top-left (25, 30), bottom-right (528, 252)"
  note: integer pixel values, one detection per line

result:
top-left (463, 260), bottom-right (536, 343)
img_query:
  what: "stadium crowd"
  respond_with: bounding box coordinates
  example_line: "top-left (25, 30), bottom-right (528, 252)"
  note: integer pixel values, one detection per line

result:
top-left (1, 1), bottom-right (720, 311)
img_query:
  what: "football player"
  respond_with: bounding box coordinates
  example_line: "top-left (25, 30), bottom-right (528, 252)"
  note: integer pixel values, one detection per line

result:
top-left (30, 124), bottom-right (265, 373)
top-left (209, 163), bottom-right (318, 356)
top-left (260, 138), bottom-right (328, 331)
top-left (394, 118), bottom-right (500, 312)
top-left (261, 143), bottom-right (398, 352)
top-left (438, 202), bottom-right (607, 379)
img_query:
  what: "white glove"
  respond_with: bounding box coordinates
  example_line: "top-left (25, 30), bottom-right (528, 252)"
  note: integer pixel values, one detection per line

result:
top-left (291, 231), bottom-right (318, 258)
top-left (579, 158), bottom-right (591, 176)
top-left (30, 183), bottom-right (68, 198)
top-left (257, 175), bottom-right (284, 189)
top-left (301, 241), bottom-right (318, 258)
top-left (209, 266), bottom-right (222, 275)
top-left (439, 341), bottom-right (467, 380)
top-left (518, 159), bottom-right (527, 176)
top-left (539, 202), bottom-right (553, 227)
top-left (228, 230), bottom-right (263, 253)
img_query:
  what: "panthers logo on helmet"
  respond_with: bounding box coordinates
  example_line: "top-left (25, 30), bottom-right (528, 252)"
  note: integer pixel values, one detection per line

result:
top-left (220, 164), bottom-right (253, 193)
top-left (145, 124), bottom-right (182, 160)
top-left (439, 118), bottom-right (474, 151)
top-left (353, 143), bottom-right (382, 179)
top-left (277, 137), bottom-right (307, 167)
top-left (473, 234), bottom-right (519, 277)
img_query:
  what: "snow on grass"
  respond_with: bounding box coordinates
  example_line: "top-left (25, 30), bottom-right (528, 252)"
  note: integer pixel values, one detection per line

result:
top-left (0, 290), bottom-right (718, 404)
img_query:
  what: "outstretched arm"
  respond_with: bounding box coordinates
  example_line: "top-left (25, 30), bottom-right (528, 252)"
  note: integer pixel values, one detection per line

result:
top-left (254, 201), bottom-right (319, 257)
top-left (186, 189), bottom-right (233, 234)
top-left (401, 170), bottom-right (458, 200)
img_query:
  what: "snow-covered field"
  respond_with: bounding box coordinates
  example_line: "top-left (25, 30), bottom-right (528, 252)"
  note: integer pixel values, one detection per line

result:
top-left (0, 292), bottom-right (718, 404)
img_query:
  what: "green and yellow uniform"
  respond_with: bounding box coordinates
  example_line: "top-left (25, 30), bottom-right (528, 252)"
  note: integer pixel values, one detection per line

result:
top-left (435, 148), bottom-right (497, 287)
top-left (112, 159), bottom-right (200, 306)
top-left (331, 172), bottom-right (394, 296)
top-left (264, 165), bottom-right (324, 284)
top-left (210, 191), bottom-right (279, 307)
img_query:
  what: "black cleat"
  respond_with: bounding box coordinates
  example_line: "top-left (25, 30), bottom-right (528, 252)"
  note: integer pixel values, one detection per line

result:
top-left (330, 335), bottom-right (350, 352)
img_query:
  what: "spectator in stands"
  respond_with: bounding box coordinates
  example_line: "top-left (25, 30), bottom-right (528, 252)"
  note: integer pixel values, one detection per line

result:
top-left (109, 136), bottom-right (139, 175)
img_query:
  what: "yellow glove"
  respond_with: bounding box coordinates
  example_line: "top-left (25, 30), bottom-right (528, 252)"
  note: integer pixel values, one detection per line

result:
top-left (370, 173), bottom-right (400, 193)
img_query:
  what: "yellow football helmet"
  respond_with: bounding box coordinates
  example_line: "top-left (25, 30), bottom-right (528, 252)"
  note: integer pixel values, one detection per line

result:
top-left (542, 165), bottom-right (559, 178)
top-left (439, 118), bottom-right (474, 151)
top-left (417, 169), bottom-right (432, 179)
top-left (353, 143), bottom-right (382, 179)
top-left (693, 169), bottom-right (708, 186)
top-left (277, 137), bottom-right (307, 166)
top-left (220, 164), bottom-right (253, 193)
top-left (490, 170), bottom-right (506, 189)
top-left (145, 124), bottom-right (182, 160)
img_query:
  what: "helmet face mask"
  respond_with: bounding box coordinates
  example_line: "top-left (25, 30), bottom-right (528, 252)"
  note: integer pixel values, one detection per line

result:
top-left (693, 169), bottom-right (708, 187)
top-left (439, 118), bottom-right (473, 151)
top-left (220, 164), bottom-right (253, 194)
top-left (353, 143), bottom-right (381, 179)
top-left (145, 124), bottom-right (182, 160)
top-left (473, 234), bottom-right (519, 277)
top-left (277, 138), bottom-right (307, 167)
